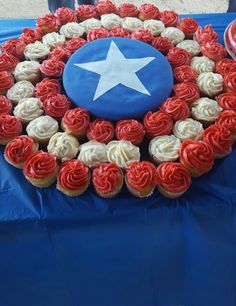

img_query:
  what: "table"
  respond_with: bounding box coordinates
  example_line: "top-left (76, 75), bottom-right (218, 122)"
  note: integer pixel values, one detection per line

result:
top-left (1, 13), bottom-right (236, 306)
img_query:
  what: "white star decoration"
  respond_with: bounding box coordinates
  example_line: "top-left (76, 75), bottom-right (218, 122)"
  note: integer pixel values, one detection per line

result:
top-left (74, 41), bottom-right (155, 101)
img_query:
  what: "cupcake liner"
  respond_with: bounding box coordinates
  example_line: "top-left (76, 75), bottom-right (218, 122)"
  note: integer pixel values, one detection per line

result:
top-left (157, 184), bottom-right (187, 199)
top-left (25, 171), bottom-right (57, 188)
top-left (95, 172), bottom-right (124, 198)
top-left (125, 175), bottom-right (154, 198)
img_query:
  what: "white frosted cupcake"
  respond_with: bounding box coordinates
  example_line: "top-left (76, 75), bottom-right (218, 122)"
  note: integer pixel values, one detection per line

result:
top-left (191, 98), bottom-right (223, 126)
top-left (107, 140), bottom-right (140, 169)
top-left (7, 81), bottom-right (35, 105)
top-left (47, 132), bottom-right (80, 161)
top-left (42, 32), bottom-right (65, 49)
top-left (101, 13), bottom-right (122, 30)
top-left (161, 27), bottom-right (185, 45)
top-left (173, 118), bottom-right (204, 141)
top-left (13, 61), bottom-right (41, 84)
top-left (13, 97), bottom-right (44, 124)
top-left (79, 18), bottom-right (102, 33)
top-left (26, 115), bottom-right (59, 146)
top-left (176, 40), bottom-right (200, 56)
top-left (77, 140), bottom-right (107, 168)
top-left (190, 56), bottom-right (215, 74)
top-left (122, 17), bottom-right (143, 32)
top-left (60, 22), bottom-right (85, 38)
top-left (143, 19), bottom-right (165, 36)
top-left (24, 41), bottom-right (50, 62)
top-left (197, 72), bottom-right (224, 97)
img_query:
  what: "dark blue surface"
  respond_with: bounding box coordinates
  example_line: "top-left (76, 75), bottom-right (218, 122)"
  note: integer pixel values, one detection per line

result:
top-left (0, 14), bottom-right (236, 306)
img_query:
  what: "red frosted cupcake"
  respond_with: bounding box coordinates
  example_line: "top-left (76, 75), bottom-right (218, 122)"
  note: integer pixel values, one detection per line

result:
top-left (174, 65), bottom-right (198, 83)
top-left (95, 0), bottom-right (117, 15)
top-left (87, 28), bottom-right (110, 42)
top-left (49, 46), bottom-right (71, 62)
top-left (151, 37), bottom-right (174, 54)
top-left (110, 27), bottom-right (131, 38)
top-left (0, 53), bottom-right (19, 73)
top-left (92, 163), bottom-right (124, 198)
top-left (217, 92), bottom-right (236, 112)
top-left (143, 110), bottom-right (173, 138)
top-left (0, 71), bottom-right (14, 95)
top-left (36, 13), bottom-right (61, 34)
top-left (0, 96), bottom-right (12, 115)
top-left (4, 135), bottom-right (38, 168)
top-left (224, 72), bottom-right (236, 93)
top-left (201, 42), bottom-right (227, 62)
top-left (116, 119), bottom-right (145, 145)
top-left (57, 160), bottom-right (90, 196)
top-left (1, 39), bottom-right (26, 59)
top-left (20, 28), bottom-right (42, 44)
top-left (160, 10), bottom-right (179, 27)
top-left (173, 82), bottom-right (200, 105)
top-left (40, 59), bottom-right (65, 78)
top-left (65, 37), bottom-right (87, 53)
top-left (203, 124), bottom-right (233, 158)
top-left (43, 94), bottom-right (71, 119)
top-left (0, 114), bottom-right (22, 145)
top-left (179, 139), bottom-right (214, 177)
top-left (61, 107), bottom-right (90, 139)
top-left (215, 58), bottom-right (236, 76)
top-left (161, 97), bottom-right (190, 121)
top-left (194, 24), bottom-right (218, 45)
top-left (117, 3), bottom-right (139, 17)
top-left (217, 110), bottom-right (236, 140)
top-left (76, 4), bottom-right (97, 20)
top-left (138, 3), bottom-right (160, 20)
top-left (167, 47), bottom-right (192, 68)
top-left (155, 162), bottom-right (192, 198)
top-left (55, 7), bottom-right (77, 25)
top-left (125, 161), bottom-right (156, 197)
top-left (131, 29), bottom-right (154, 43)
top-left (35, 78), bottom-right (61, 102)
top-left (23, 151), bottom-right (58, 188)
top-left (87, 119), bottom-right (114, 144)
top-left (179, 17), bottom-right (199, 38)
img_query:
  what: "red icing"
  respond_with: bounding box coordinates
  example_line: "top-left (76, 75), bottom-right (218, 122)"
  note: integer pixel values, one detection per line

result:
top-left (87, 119), bottom-right (114, 144)
top-left (201, 42), bottom-right (227, 62)
top-left (117, 3), bottom-right (139, 17)
top-left (36, 14), bottom-right (61, 34)
top-left (155, 162), bottom-right (192, 193)
top-left (1, 39), bottom-right (26, 59)
top-left (20, 28), bottom-right (42, 44)
top-left (35, 78), bottom-right (61, 102)
top-left (0, 71), bottom-right (14, 92)
top-left (143, 110), bottom-right (173, 138)
top-left (151, 36), bottom-right (174, 54)
top-left (174, 65), bottom-right (198, 83)
top-left (215, 58), bottom-right (236, 76)
top-left (0, 115), bottom-right (22, 141)
top-left (217, 110), bottom-right (236, 134)
top-left (49, 46), bottom-right (71, 62)
top-left (0, 53), bottom-right (19, 72)
top-left (167, 47), bottom-right (192, 68)
top-left (87, 28), bottom-right (110, 42)
top-left (131, 29), bottom-right (154, 43)
top-left (160, 10), bottom-right (179, 27)
top-left (161, 97), bottom-right (190, 121)
top-left (40, 59), bottom-right (65, 77)
top-left (138, 3), bottom-right (160, 20)
top-left (0, 96), bottom-right (12, 115)
top-left (179, 18), bottom-right (199, 37)
top-left (116, 119), bottom-right (145, 145)
top-left (217, 92), bottom-right (236, 111)
top-left (76, 4), bottom-right (98, 20)
top-left (224, 72), bottom-right (236, 93)
top-left (43, 94), bottom-right (71, 118)
top-left (173, 82), bottom-right (200, 104)
top-left (55, 7), bottom-right (77, 25)
top-left (95, 0), bottom-right (117, 15)
top-left (110, 27), bottom-right (131, 38)
top-left (194, 25), bottom-right (218, 45)
top-left (65, 37), bottom-right (87, 53)
top-left (62, 107), bottom-right (90, 133)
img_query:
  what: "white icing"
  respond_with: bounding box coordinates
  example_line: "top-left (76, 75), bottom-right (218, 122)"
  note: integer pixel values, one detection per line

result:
top-left (191, 98), bottom-right (223, 122)
top-left (190, 56), bottom-right (215, 74)
top-left (149, 135), bottom-right (181, 162)
top-left (161, 27), bottom-right (185, 45)
top-left (26, 115), bottom-right (58, 140)
top-left (13, 61), bottom-right (40, 82)
top-left (7, 81), bottom-right (35, 104)
top-left (47, 132), bottom-right (79, 161)
top-left (77, 140), bottom-right (107, 168)
top-left (176, 39), bottom-right (200, 56)
top-left (60, 22), bottom-right (85, 38)
top-left (122, 17), bottom-right (143, 32)
top-left (13, 97), bottom-right (43, 122)
top-left (79, 18), bottom-right (102, 33)
top-left (24, 41), bottom-right (50, 61)
top-left (106, 140), bottom-right (140, 169)
top-left (143, 19), bottom-right (165, 36)
top-left (173, 118), bottom-right (204, 141)
top-left (197, 72), bottom-right (224, 97)
top-left (42, 32), bottom-right (65, 49)
top-left (100, 13), bottom-right (122, 30)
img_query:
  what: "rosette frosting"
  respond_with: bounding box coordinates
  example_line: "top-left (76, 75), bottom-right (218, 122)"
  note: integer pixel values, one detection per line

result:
top-left (7, 81), bottom-right (35, 104)
top-left (144, 110), bottom-right (173, 138)
top-left (197, 72), bottom-right (223, 97)
top-left (26, 115), bottom-right (59, 141)
top-left (78, 140), bottom-right (107, 168)
top-left (13, 97), bottom-right (44, 122)
top-left (173, 118), bottom-right (204, 141)
top-left (87, 119), bottom-right (114, 144)
top-left (191, 98), bottom-right (222, 122)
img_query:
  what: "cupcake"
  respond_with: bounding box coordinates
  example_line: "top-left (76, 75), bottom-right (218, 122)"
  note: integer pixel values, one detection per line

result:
top-left (176, 40), bottom-right (200, 57)
top-left (0, 38), bottom-right (26, 59)
top-left (4, 135), bottom-right (38, 169)
top-left (0, 71), bottom-right (14, 95)
top-left (87, 119), bottom-right (114, 144)
top-left (79, 18), bottom-right (102, 34)
top-left (92, 163), bottom-right (124, 198)
top-left (0, 115), bottom-right (22, 145)
top-left (95, 0), bottom-right (116, 16)
top-left (197, 72), bottom-right (223, 97)
top-left (35, 78), bottom-right (61, 102)
top-left (215, 58), bottom-right (236, 76)
top-left (77, 4), bottom-right (98, 20)
top-left (190, 56), bottom-right (215, 74)
top-left (24, 41), bottom-right (50, 62)
top-left (138, 3), bottom-right (160, 20)
top-left (122, 17), bottom-right (143, 32)
top-left (36, 14), bottom-right (61, 34)
top-left (13, 61), bottom-right (41, 84)
top-left (216, 110), bottom-right (236, 140)
top-left (87, 27), bottom-right (110, 42)
top-left (143, 110), bottom-right (173, 138)
top-left (47, 132), bottom-right (80, 161)
top-left (7, 81), bottom-right (35, 105)
top-left (100, 13), bottom-right (122, 30)
top-left (125, 161), bottom-right (156, 197)
top-left (224, 72), bottom-right (236, 93)
top-left (106, 140), bottom-right (140, 169)
top-left (179, 139), bottom-right (214, 176)
top-left (151, 36), bottom-right (174, 54)
top-left (143, 19), bottom-right (165, 36)
top-left (201, 42), bottom-right (227, 62)
top-left (173, 65), bottom-right (198, 84)
top-left (40, 59), bottom-right (65, 78)
top-left (61, 107), bottom-right (90, 139)
top-left (167, 47), bottom-right (192, 68)
top-left (149, 135), bottom-right (181, 164)
top-left (77, 140), bottom-right (107, 168)
top-left (60, 22), bottom-right (85, 39)
top-left (23, 151), bottom-right (58, 188)
top-left (0, 96), bottom-right (12, 115)
top-left (115, 119), bottom-right (145, 145)
top-left (173, 118), bottom-right (204, 141)
top-left (161, 27), bottom-right (185, 45)
top-left (26, 115), bottom-right (59, 146)
top-left (110, 27), bottom-right (131, 38)
top-left (131, 29), bottom-right (154, 43)
top-left (64, 37), bottom-right (87, 53)
top-left (194, 24), bottom-right (218, 45)
top-left (160, 10), bottom-right (179, 27)
top-left (203, 124), bottom-right (233, 158)
top-left (42, 32), bottom-right (65, 50)
top-left (57, 160), bottom-right (90, 196)
top-left (117, 3), bottom-right (139, 17)
top-left (173, 82), bottom-right (200, 105)
top-left (20, 28), bottom-right (43, 45)
top-left (49, 46), bottom-right (71, 62)
top-left (155, 162), bottom-right (192, 198)
top-left (43, 94), bottom-right (71, 119)
top-left (216, 92), bottom-right (236, 112)
top-left (179, 17), bottom-right (199, 38)
top-left (55, 7), bottom-right (77, 25)
top-left (0, 53), bottom-right (19, 73)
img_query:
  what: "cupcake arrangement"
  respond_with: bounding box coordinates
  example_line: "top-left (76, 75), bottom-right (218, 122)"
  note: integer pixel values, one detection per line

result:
top-left (0, 1), bottom-right (236, 199)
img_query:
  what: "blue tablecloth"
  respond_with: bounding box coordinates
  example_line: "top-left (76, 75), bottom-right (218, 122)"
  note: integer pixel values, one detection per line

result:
top-left (1, 13), bottom-right (236, 306)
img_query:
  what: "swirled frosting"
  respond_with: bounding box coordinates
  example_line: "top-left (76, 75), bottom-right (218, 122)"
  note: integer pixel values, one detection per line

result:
top-left (152, 36), bottom-right (174, 54)
top-left (106, 140), bottom-right (140, 169)
top-left (173, 118), bottom-right (204, 141)
top-left (116, 119), bottom-right (145, 145)
top-left (47, 132), bottom-right (80, 161)
top-left (117, 3), bottom-right (139, 17)
top-left (0, 114), bottom-right (22, 143)
top-left (26, 115), bottom-right (59, 141)
top-left (42, 32), bottom-right (65, 49)
top-left (24, 41), bottom-right (50, 61)
top-left (191, 98), bottom-right (222, 122)
top-left (78, 140), bottom-right (107, 168)
top-left (0, 53), bottom-right (19, 72)
top-left (197, 72), bottom-right (223, 97)
top-left (77, 4), bottom-right (98, 20)
top-left (174, 65), bottom-right (198, 84)
top-left (143, 110), bottom-right (173, 138)
top-left (7, 81), bottom-right (35, 104)
top-left (13, 97), bottom-right (43, 122)
top-left (87, 119), bottom-right (114, 144)
top-left (62, 107), bottom-right (90, 135)
top-left (55, 7), bottom-right (77, 25)
top-left (13, 61), bottom-right (40, 82)
top-left (100, 13), bottom-right (122, 30)
top-left (60, 22), bottom-right (85, 38)
top-left (95, 0), bottom-right (116, 15)
top-left (122, 17), bottom-right (143, 32)
top-left (161, 27), bottom-right (185, 45)
top-left (217, 110), bottom-right (236, 134)
top-left (35, 78), bottom-right (61, 102)
top-left (79, 18), bottom-right (102, 33)
top-left (190, 56), bottom-right (215, 74)
top-left (139, 3), bottom-right (160, 20)
top-left (143, 19), bottom-right (165, 36)
top-left (217, 93), bottom-right (236, 112)
top-left (176, 39), bottom-right (200, 56)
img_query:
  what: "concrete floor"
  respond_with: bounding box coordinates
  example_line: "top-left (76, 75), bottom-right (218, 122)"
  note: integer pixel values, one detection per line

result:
top-left (0, 0), bottom-right (229, 18)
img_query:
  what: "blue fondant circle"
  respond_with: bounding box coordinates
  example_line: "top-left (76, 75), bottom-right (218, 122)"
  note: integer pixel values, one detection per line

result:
top-left (63, 37), bottom-right (173, 121)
